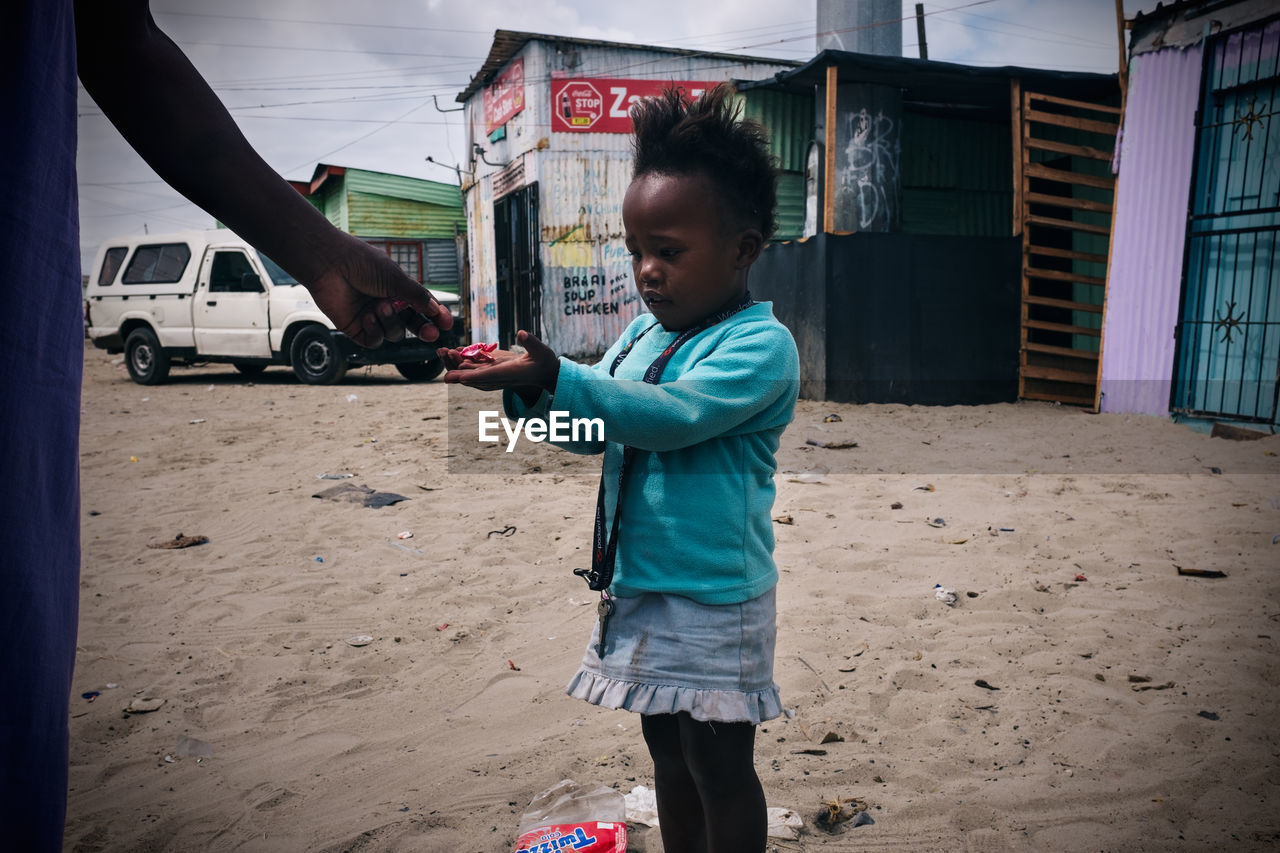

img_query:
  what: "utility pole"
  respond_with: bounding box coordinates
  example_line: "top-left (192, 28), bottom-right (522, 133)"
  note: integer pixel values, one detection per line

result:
top-left (915, 4), bottom-right (929, 60)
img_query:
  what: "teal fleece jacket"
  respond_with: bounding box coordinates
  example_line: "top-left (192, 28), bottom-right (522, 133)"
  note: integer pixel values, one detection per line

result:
top-left (504, 301), bottom-right (800, 605)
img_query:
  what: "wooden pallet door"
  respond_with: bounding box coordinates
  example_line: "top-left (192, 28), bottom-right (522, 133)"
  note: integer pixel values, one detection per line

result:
top-left (1012, 84), bottom-right (1121, 407)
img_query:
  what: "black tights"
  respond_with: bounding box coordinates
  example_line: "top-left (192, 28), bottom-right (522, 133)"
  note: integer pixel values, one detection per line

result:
top-left (640, 712), bottom-right (766, 853)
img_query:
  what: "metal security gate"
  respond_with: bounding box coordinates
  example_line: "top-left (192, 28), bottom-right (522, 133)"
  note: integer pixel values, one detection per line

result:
top-left (1174, 17), bottom-right (1280, 426)
top-left (493, 182), bottom-right (541, 350)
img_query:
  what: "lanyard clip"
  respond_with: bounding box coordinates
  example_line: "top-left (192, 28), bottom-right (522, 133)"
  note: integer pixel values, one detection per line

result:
top-left (573, 567), bottom-right (604, 591)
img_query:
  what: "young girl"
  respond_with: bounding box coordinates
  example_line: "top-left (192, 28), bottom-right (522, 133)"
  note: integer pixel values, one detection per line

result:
top-left (444, 84), bottom-right (799, 853)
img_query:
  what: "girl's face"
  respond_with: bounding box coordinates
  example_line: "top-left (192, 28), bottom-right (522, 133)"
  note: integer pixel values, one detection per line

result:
top-left (622, 172), bottom-right (762, 332)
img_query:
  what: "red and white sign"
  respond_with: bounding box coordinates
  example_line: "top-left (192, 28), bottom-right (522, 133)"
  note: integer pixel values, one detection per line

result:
top-left (551, 77), bottom-right (721, 133)
top-left (483, 57), bottom-right (525, 134)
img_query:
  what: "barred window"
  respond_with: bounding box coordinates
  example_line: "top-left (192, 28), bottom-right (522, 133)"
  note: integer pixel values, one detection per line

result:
top-left (369, 240), bottom-right (423, 283)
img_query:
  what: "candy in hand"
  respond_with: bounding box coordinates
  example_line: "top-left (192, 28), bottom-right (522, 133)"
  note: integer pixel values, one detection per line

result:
top-left (456, 342), bottom-right (499, 363)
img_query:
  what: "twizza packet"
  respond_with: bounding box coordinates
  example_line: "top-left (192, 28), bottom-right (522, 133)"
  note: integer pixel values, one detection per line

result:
top-left (513, 821), bottom-right (626, 853)
top-left (457, 342), bottom-right (499, 363)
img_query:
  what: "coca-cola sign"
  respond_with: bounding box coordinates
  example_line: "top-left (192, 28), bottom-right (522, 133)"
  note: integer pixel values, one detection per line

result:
top-left (483, 57), bottom-right (525, 134)
top-left (550, 77), bottom-right (721, 133)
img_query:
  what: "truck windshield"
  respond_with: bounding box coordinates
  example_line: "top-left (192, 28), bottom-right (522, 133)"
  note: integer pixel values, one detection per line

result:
top-left (256, 251), bottom-right (299, 286)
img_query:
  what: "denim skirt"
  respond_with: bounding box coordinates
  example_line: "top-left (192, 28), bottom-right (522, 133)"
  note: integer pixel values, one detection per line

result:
top-left (565, 587), bottom-right (785, 724)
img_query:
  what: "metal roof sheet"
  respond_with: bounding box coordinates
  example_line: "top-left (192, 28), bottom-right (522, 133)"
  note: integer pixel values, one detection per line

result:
top-left (736, 49), bottom-right (1118, 116)
top-left (1129, 0), bottom-right (1278, 55)
top-left (457, 29), bottom-right (801, 103)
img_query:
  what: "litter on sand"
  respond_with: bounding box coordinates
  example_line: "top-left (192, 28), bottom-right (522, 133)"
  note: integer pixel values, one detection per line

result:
top-left (805, 438), bottom-right (858, 449)
top-left (344, 635), bottom-right (374, 647)
top-left (147, 533), bottom-right (209, 549)
top-left (767, 807), bottom-right (805, 840)
top-left (176, 734), bottom-right (212, 758)
top-left (814, 796), bottom-right (872, 833)
top-left (124, 697), bottom-right (166, 714)
top-left (1176, 566), bottom-right (1228, 578)
top-left (312, 482), bottom-right (408, 508)
top-left (516, 779), bottom-right (626, 852)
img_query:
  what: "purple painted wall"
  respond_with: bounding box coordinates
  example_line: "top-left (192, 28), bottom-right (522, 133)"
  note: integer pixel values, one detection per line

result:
top-left (1099, 46), bottom-right (1204, 415)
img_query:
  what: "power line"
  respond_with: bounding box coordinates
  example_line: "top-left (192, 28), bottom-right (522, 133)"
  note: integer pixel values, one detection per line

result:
top-left (152, 7), bottom-right (492, 36)
top-left (659, 19), bottom-right (817, 48)
top-left (744, 0), bottom-right (1002, 51)
top-left (939, 18), bottom-right (1114, 50)
top-left (284, 97), bottom-right (435, 176)
top-left (177, 39), bottom-right (483, 60)
top-left (952, 9), bottom-right (1115, 47)
top-left (203, 61), bottom-right (478, 89)
top-left (231, 115), bottom-right (463, 125)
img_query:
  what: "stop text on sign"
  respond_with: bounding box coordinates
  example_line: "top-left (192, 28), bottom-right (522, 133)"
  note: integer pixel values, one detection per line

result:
top-left (550, 77), bottom-right (722, 133)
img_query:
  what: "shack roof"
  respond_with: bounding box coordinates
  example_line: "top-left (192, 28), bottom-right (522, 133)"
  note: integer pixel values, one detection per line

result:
top-left (736, 49), bottom-right (1117, 117)
top-left (289, 163), bottom-right (461, 208)
top-left (457, 29), bottom-right (801, 103)
top-left (1128, 0), bottom-right (1277, 56)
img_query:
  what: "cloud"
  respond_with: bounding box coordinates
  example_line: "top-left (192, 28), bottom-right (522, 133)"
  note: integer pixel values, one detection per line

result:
top-left (77, 0), bottom-right (1141, 273)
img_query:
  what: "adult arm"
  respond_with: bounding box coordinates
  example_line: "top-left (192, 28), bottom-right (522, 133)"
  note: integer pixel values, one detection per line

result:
top-left (74, 0), bottom-right (451, 347)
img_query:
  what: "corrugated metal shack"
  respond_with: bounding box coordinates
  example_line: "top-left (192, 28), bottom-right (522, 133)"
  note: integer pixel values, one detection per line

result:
top-left (1100, 0), bottom-right (1278, 426)
top-left (289, 163), bottom-right (466, 293)
top-left (738, 52), bottom-right (1119, 405)
top-left (455, 30), bottom-right (798, 357)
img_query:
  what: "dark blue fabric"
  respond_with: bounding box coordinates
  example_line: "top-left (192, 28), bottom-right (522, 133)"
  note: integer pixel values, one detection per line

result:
top-left (0, 0), bottom-right (83, 848)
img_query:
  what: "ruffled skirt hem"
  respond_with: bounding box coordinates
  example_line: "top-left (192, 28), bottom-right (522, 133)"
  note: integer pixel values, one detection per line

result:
top-left (566, 668), bottom-right (789, 725)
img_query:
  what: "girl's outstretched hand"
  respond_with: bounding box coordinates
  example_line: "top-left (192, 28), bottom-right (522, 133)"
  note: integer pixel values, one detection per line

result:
top-left (441, 330), bottom-right (559, 396)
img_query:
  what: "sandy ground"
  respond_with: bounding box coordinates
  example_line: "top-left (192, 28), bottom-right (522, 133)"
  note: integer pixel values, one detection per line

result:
top-left (67, 348), bottom-right (1280, 852)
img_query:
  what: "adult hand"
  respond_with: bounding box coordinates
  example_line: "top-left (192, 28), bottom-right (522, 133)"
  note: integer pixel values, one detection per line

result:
top-left (305, 233), bottom-right (454, 349)
top-left (442, 330), bottom-right (559, 394)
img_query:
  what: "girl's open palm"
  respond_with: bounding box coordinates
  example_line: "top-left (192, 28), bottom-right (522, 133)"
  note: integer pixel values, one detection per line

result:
top-left (442, 330), bottom-right (560, 394)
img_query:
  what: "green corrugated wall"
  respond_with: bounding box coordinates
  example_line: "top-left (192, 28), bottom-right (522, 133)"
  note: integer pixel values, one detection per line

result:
top-left (900, 111), bottom-right (1012, 237)
top-left (742, 89), bottom-right (815, 241)
top-left (345, 169), bottom-right (464, 211)
top-left (315, 181), bottom-right (349, 231)
top-left (309, 168), bottom-right (465, 239)
top-left (347, 191), bottom-right (466, 240)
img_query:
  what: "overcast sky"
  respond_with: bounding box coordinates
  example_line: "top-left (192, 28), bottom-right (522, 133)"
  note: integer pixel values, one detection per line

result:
top-left (76, 0), bottom-right (1150, 273)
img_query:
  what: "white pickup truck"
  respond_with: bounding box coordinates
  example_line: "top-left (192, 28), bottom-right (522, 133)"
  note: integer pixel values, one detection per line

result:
top-left (84, 229), bottom-right (462, 385)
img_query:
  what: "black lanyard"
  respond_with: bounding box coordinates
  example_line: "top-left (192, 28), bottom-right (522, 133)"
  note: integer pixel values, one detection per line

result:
top-left (574, 292), bottom-right (754, 592)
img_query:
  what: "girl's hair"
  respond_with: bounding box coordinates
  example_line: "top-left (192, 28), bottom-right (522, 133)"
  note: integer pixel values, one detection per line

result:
top-left (629, 83), bottom-right (778, 240)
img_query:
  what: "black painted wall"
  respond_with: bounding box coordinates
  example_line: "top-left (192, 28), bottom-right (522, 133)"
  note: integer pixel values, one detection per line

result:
top-left (751, 232), bottom-right (1020, 405)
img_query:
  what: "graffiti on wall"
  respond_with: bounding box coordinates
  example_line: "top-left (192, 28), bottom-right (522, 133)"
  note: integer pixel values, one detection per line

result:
top-left (543, 260), bottom-right (639, 355)
top-left (536, 154), bottom-right (645, 356)
top-left (835, 105), bottom-right (901, 232)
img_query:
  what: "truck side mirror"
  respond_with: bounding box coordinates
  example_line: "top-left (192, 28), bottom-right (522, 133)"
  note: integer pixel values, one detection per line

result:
top-left (239, 271), bottom-right (264, 293)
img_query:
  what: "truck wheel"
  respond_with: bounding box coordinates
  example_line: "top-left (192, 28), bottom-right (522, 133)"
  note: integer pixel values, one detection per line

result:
top-left (125, 327), bottom-right (171, 385)
top-left (395, 357), bottom-right (445, 382)
top-left (290, 325), bottom-right (348, 385)
top-left (233, 362), bottom-right (268, 377)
